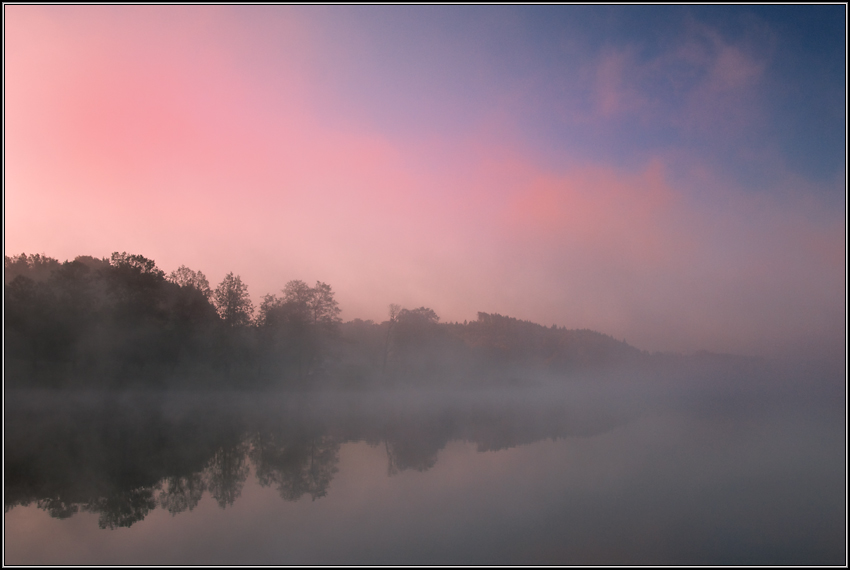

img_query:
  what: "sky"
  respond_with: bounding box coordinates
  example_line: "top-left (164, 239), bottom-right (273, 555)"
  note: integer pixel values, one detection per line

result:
top-left (4, 6), bottom-right (846, 358)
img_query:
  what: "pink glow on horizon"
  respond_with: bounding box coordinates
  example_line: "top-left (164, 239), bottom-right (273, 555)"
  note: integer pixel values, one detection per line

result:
top-left (4, 7), bottom-right (844, 359)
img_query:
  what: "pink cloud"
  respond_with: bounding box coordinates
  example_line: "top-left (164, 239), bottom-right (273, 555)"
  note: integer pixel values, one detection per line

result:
top-left (593, 48), bottom-right (647, 118)
top-left (577, 23), bottom-right (768, 138)
top-left (4, 7), bottom-right (842, 359)
top-left (708, 46), bottom-right (764, 92)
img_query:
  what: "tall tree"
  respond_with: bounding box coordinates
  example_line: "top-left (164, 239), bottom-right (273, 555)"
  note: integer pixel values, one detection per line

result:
top-left (106, 252), bottom-right (167, 317)
top-left (282, 280), bottom-right (312, 318)
top-left (255, 293), bottom-right (282, 328)
top-left (309, 281), bottom-right (341, 332)
top-left (273, 280), bottom-right (341, 331)
top-left (383, 304), bottom-right (401, 373)
top-left (213, 273), bottom-right (253, 327)
top-left (167, 265), bottom-right (212, 299)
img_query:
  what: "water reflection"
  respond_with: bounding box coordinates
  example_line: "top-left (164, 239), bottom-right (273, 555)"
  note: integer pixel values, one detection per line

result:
top-left (251, 432), bottom-right (339, 501)
top-left (158, 473), bottom-right (205, 515)
top-left (4, 369), bottom-right (844, 565)
top-left (5, 387), bottom-right (628, 528)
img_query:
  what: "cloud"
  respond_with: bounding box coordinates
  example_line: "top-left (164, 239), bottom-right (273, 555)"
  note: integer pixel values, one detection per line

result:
top-left (581, 20), bottom-right (769, 140)
top-left (593, 48), bottom-right (648, 118)
top-left (413, 135), bottom-right (842, 358)
top-left (4, 7), bottom-right (842, 360)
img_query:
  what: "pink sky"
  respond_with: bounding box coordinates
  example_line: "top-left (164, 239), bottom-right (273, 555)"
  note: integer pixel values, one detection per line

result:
top-left (4, 6), bottom-right (845, 358)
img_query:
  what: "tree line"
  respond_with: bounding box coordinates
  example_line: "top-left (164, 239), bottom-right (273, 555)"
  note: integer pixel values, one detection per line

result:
top-left (5, 252), bottom-right (342, 388)
top-left (5, 252), bottom-right (645, 390)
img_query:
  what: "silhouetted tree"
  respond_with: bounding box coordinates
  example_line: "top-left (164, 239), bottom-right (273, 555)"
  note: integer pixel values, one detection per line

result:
top-left (279, 280), bottom-right (313, 325)
top-left (393, 307), bottom-right (440, 350)
top-left (106, 252), bottom-right (167, 320)
top-left (382, 307), bottom-right (443, 382)
top-left (109, 252), bottom-right (165, 279)
top-left (255, 280), bottom-right (342, 382)
top-left (383, 304), bottom-right (401, 374)
top-left (309, 281), bottom-right (342, 333)
top-left (4, 253), bottom-right (60, 284)
top-left (168, 265), bottom-right (212, 299)
top-left (213, 273), bottom-right (253, 327)
top-left (256, 293), bottom-right (282, 327)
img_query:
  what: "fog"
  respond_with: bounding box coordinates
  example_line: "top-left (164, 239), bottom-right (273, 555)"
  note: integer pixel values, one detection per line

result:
top-left (4, 7), bottom-right (845, 563)
top-left (4, 255), bottom-right (844, 563)
top-left (5, 348), bottom-right (844, 564)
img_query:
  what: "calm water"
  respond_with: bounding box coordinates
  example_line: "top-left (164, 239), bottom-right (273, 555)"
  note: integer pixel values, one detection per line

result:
top-left (4, 370), bottom-right (846, 565)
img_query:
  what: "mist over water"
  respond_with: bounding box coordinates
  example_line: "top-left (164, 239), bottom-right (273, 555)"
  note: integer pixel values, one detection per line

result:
top-left (5, 353), bottom-right (845, 565)
top-left (4, 252), bottom-right (846, 564)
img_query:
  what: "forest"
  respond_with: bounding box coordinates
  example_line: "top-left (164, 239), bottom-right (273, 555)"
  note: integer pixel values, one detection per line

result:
top-left (6, 252), bottom-right (669, 390)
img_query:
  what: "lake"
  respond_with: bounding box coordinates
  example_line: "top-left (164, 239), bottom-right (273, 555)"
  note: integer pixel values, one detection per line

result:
top-left (4, 367), bottom-right (846, 565)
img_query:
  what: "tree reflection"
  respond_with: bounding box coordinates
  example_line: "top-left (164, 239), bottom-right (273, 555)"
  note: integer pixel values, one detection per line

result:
top-left (36, 497), bottom-right (78, 519)
top-left (251, 431), bottom-right (339, 501)
top-left (158, 473), bottom-right (206, 515)
top-left (205, 443), bottom-right (250, 508)
top-left (384, 435), bottom-right (440, 475)
top-left (5, 387), bottom-right (629, 527)
top-left (85, 487), bottom-right (157, 529)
